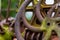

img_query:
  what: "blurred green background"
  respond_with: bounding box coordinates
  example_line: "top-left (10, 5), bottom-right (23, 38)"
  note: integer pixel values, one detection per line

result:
top-left (1, 0), bottom-right (18, 18)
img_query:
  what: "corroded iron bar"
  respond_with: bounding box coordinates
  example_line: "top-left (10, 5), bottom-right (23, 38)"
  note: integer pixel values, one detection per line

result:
top-left (55, 7), bottom-right (60, 17)
top-left (50, 17), bottom-right (60, 21)
top-left (35, 0), bottom-right (43, 22)
top-left (54, 26), bottom-right (60, 40)
top-left (15, 0), bottom-right (32, 40)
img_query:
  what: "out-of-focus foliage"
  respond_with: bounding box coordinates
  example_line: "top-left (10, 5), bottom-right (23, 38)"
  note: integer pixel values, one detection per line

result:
top-left (0, 26), bottom-right (13, 40)
top-left (1, 0), bottom-right (18, 18)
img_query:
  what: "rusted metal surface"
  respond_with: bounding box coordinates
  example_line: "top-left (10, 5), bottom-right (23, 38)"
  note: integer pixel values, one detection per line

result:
top-left (14, 0), bottom-right (60, 40)
top-left (1, 0), bottom-right (60, 40)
